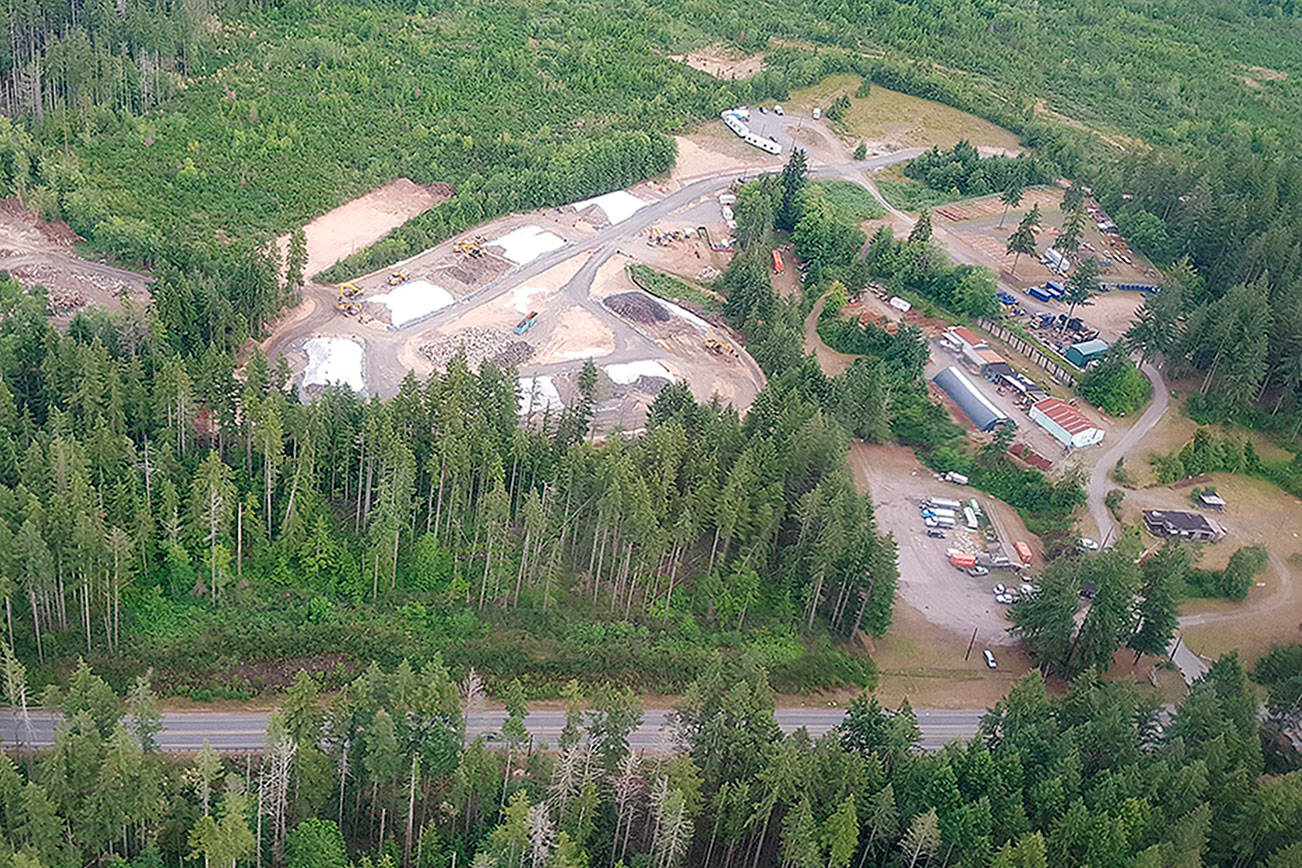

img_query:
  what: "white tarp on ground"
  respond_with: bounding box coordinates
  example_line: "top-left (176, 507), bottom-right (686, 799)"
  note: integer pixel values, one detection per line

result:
top-left (604, 360), bottom-right (673, 385)
top-left (369, 280), bottom-right (455, 327)
top-left (303, 338), bottom-right (365, 392)
top-left (574, 191), bottom-right (649, 224)
top-left (491, 226), bottom-right (566, 265)
top-left (509, 285), bottom-right (549, 314)
top-left (518, 376), bottom-right (563, 415)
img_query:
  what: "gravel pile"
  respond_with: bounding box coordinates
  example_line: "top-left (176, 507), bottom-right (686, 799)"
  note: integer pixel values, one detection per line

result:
top-left (604, 292), bottom-right (669, 323)
top-left (419, 328), bottom-right (509, 370)
top-left (493, 341), bottom-right (535, 367)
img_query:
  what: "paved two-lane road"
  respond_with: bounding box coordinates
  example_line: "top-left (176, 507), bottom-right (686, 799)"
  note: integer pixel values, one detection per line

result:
top-left (0, 707), bottom-right (983, 753)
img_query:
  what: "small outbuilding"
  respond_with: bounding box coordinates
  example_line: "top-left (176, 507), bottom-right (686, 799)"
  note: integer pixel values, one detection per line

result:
top-left (932, 366), bottom-right (1012, 433)
top-left (1029, 397), bottom-right (1104, 449)
top-left (1066, 339), bottom-right (1110, 368)
top-left (1199, 491), bottom-right (1226, 511)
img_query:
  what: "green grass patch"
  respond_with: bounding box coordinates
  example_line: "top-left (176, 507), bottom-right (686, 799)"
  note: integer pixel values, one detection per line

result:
top-left (627, 263), bottom-right (723, 313)
top-left (874, 172), bottom-right (974, 213)
top-left (809, 179), bottom-right (886, 223)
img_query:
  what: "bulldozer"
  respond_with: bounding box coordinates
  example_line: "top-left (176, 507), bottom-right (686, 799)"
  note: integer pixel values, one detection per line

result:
top-left (705, 338), bottom-right (737, 357)
top-left (387, 271), bottom-right (409, 286)
top-left (336, 299), bottom-right (361, 316)
top-left (338, 282), bottom-right (362, 299)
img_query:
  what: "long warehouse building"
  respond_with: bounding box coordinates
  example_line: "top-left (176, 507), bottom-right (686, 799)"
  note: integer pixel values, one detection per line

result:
top-left (932, 366), bottom-right (1011, 432)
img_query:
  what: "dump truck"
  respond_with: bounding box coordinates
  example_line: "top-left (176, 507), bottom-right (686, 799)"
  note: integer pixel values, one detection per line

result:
top-left (705, 339), bottom-right (737, 357)
top-left (336, 300), bottom-right (360, 316)
top-left (771, 249), bottom-right (784, 273)
top-left (388, 271), bottom-right (409, 286)
top-left (514, 311), bottom-right (539, 335)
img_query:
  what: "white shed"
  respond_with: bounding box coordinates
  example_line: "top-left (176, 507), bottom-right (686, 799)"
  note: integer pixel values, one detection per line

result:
top-left (1029, 397), bottom-right (1104, 449)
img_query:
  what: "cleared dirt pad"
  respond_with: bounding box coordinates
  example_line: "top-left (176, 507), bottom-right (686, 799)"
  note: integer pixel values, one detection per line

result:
top-left (669, 47), bottom-right (765, 80)
top-left (0, 198), bottom-right (150, 322)
top-left (284, 179), bottom-right (452, 280)
top-left (533, 308), bottom-right (614, 364)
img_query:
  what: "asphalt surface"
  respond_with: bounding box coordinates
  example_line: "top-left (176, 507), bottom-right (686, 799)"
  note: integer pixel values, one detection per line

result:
top-left (0, 707), bottom-right (983, 754)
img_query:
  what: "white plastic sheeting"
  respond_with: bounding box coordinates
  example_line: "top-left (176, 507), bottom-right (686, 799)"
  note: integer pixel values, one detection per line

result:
top-left (518, 376), bottom-right (563, 416)
top-left (303, 338), bottom-right (365, 393)
top-left (490, 226), bottom-right (566, 265)
top-left (369, 280), bottom-right (455, 327)
top-left (604, 360), bottom-right (673, 385)
top-left (574, 191), bottom-right (648, 224)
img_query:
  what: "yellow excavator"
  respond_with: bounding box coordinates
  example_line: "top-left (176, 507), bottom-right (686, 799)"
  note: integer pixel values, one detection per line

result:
top-left (338, 282), bottom-right (362, 299)
top-left (336, 300), bottom-right (360, 316)
top-left (705, 338), bottom-right (737, 357)
top-left (387, 271), bottom-right (409, 286)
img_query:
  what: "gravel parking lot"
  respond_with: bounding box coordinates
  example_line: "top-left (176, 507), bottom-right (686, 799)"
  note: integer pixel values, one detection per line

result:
top-left (851, 442), bottom-right (1033, 647)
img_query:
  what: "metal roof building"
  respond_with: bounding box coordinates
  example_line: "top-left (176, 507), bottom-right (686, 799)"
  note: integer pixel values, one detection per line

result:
top-left (1029, 397), bottom-right (1104, 449)
top-left (1066, 339), bottom-right (1110, 367)
top-left (932, 366), bottom-right (1011, 432)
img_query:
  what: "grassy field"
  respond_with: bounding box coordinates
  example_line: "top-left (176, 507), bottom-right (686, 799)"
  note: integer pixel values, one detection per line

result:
top-left (874, 165), bottom-right (976, 212)
top-left (788, 75), bottom-right (1023, 151)
top-left (810, 179), bottom-right (887, 223)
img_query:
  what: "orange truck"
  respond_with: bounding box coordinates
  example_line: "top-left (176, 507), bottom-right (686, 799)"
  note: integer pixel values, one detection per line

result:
top-left (1015, 541), bottom-right (1033, 566)
top-left (948, 552), bottom-right (977, 569)
top-left (771, 249), bottom-right (784, 273)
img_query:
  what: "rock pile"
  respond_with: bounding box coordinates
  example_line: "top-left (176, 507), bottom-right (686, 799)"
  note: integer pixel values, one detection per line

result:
top-left (419, 328), bottom-right (509, 370)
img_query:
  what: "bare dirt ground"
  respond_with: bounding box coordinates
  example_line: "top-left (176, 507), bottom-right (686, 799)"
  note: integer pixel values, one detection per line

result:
top-left (0, 198), bottom-right (150, 325)
top-left (1116, 475), bottom-right (1302, 664)
top-left (868, 600), bottom-right (1035, 708)
top-left (669, 46), bottom-right (765, 80)
top-left (280, 179), bottom-right (452, 280)
top-left (671, 133), bottom-right (785, 183)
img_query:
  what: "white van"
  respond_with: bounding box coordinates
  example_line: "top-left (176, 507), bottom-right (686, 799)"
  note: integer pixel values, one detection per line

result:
top-left (773, 105), bottom-right (784, 116)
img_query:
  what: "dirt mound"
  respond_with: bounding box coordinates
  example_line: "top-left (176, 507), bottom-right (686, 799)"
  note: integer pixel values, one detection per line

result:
top-left (604, 292), bottom-right (669, 324)
top-left (494, 341), bottom-right (535, 367)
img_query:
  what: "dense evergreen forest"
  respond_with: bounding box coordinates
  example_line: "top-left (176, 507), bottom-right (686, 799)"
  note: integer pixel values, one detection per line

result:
top-left (2, 0), bottom-right (1302, 864)
top-left (2, 653), bottom-right (1302, 866)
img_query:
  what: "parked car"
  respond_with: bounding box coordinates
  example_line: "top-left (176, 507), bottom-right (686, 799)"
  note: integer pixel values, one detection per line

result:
top-left (1078, 537), bottom-right (1100, 551)
top-left (482, 731), bottom-right (502, 742)
top-left (968, 566), bottom-right (989, 577)
top-left (984, 650), bottom-right (998, 669)
top-left (993, 584), bottom-right (1006, 595)
top-left (927, 529), bottom-right (946, 539)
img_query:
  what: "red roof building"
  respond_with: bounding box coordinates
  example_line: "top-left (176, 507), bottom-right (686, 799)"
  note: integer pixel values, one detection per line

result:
top-left (1030, 397), bottom-right (1105, 449)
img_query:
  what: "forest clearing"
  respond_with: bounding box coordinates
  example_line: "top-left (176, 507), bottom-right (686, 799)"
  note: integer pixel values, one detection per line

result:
top-left (3, 0), bottom-right (1302, 861)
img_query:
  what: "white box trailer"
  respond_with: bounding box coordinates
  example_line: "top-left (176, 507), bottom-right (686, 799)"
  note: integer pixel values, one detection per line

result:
top-left (928, 497), bottom-right (963, 510)
top-left (929, 508), bottom-right (957, 519)
top-left (934, 516), bottom-right (957, 529)
top-left (964, 507), bottom-right (979, 530)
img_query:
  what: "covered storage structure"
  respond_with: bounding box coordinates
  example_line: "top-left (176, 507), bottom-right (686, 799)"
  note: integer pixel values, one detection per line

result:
top-left (1066, 339), bottom-right (1109, 367)
top-left (1029, 397), bottom-right (1104, 449)
top-left (932, 366), bottom-right (1011, 432)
